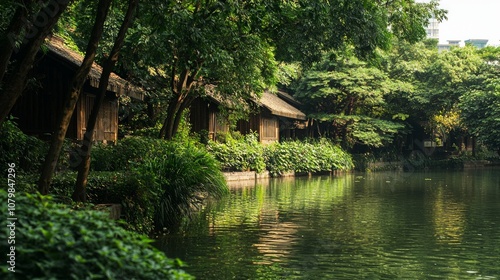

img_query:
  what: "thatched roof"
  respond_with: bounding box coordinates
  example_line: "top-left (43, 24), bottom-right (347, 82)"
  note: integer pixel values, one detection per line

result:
top-left (45, 36), bottom-right (144, 101)
top-left (258, 91), bottom-right (306, 120)
top-left (203, 86), bottom-right (306, 120)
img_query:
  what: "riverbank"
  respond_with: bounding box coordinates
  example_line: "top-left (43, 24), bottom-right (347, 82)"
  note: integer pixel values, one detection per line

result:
top-left (362, 158), bottom-right (499, 172)
top-left (223, 170), bottom-right (345, 182)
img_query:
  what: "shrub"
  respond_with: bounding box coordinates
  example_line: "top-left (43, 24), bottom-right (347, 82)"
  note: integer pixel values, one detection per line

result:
top-left (207, 136), bottom-right (353, 176)
top-left (264, 139), bottom-right (353, 176)
top-left (0, 120), bottom-right (48, 173)
top-left (0, 190), bottom-right (193, 279)
top-left (207, 132), bottom-right (266, 173)
top-left (263, 141), bottom-right (296, 176)
top-left (137, 141), bottom-right (229, 230)
top-left (45, 137), bottom-right (227, 234)
top-left (20, 171), bottom-right (156, 235)
top-left (91, 137), bottom-right (160, 171)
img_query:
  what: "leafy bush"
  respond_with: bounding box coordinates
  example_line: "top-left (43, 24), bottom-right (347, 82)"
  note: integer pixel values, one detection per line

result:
top-left (19, 171), bottom-right (157, 235)
top-left (91, 137), bottom-right (160, 171)
top-left (0, 120), bottom-right (48, 173)
top-left (137, 141), bottom-right (229, 230)
top-left (207, 132), bottom-right (266, 172)
top-left (0, 190), bottom-right (192, 279)
top-left (48, 137), bottom-right (228, 234)
top-left (207, 135), bottom-right (353, 176)
top-left (264, 139), bottom-right (353, 176)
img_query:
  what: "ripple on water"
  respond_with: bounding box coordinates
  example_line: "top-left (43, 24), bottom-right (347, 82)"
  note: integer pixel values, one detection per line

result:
top-left (159, 169), bottom-right (500, 279)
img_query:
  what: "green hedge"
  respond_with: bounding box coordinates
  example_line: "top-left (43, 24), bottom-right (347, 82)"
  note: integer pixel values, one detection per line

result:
top-left (0, 120), bottom-right (48, 173)
top-left (264, 139), bottom-right (353, 176)
top-left (0, 190), bottom-right (192, 279)
top-left (207, 132), bottom-right (266, 173)
top-left (207, 137), bottom-right (353, 176)
top-left (51, 139), bottom-right (228, 234)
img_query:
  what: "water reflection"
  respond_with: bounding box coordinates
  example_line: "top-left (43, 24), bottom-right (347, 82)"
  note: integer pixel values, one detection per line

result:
top-left (157, 168), bottom-right (500, 279)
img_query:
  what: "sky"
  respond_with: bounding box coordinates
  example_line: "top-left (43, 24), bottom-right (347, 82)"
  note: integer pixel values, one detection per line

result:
top-left (436, 0), bottom-right (500, 46)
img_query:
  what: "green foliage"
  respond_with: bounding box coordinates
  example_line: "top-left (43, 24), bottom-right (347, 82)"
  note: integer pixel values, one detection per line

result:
top-left (207, 132), bottom-right (266, 173)
top-left (295, 49), bottom-right (407, 148)
top-left (91, 137), bottom-right (163, 171)
top-left (268, 0), bottom-right (444, 64)
top-left (421, 46), bottom-right (483, 112)
top-left (74, 136), bottom-right (229, 233)
top-left (264, 139), bottom-right (353, 176)
top-left (460, 89), bottom-right (500, 153)
top-left (207, 136), bottom-right (353, 176)
top-left (19, 171), bottom-right (157, 235)
top-left (295, 49), bottom-right (392, 115)
top-left (136, 141), bottom-right (229, 230)
top-left (312, 114), bottom-right (406, 148)
top-left (0, 120), bottom-right (48, 173)
top-left (0, 0), bottom-right (15, 33)
top-left (0, 190), bottom-right (192, 279)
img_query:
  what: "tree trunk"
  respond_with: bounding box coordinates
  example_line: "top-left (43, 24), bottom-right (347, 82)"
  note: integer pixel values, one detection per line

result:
top-left (159, 98), bottom-right (180, 139)
top-left (0, 0), bottom-right (70, 127)
top-left (73, 0), bottom-right (138, 202)
top-left (170, 96), bottom-right (195, 138)
top-left (37, 0), bottom-right (113, 195)
top-left (0, 1), bottom-right (33, 84)
top-left (160, 69), bottom-right (198, 140)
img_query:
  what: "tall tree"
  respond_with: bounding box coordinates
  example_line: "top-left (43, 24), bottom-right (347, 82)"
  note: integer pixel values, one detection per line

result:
top-left (126, 0), bottom-right (444, 140)
top-left (134, 0), bottom-right (278, 140)
top-left (38, 0), bottom-right (113, 195)
top-left (0, 0), bottom-right (33, 83)
top-left (459, 46), bottom-right (500, 155)
top-left (295, 49), bottom-right (406, 148)
top-left (73, 0), bottom-right (139, 202)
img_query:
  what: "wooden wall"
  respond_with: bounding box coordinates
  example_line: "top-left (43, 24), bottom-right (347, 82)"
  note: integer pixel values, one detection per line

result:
top-left (77, 93), bottom-right (118, 142)
top-left (10, 53), bottom-right (119, 142)
top-left (190, 98), bottom-right (228, 141)
top-left (237, 112), bottom-right (279, 144)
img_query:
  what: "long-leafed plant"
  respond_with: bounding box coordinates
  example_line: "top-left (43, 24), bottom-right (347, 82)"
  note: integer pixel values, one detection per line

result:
top-left (138, 142), bottom-right (228, 231)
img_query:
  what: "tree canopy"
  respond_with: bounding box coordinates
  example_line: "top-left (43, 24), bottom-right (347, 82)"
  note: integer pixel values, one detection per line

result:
top-left (294, 48), bottom-right (406, 148)
top-left (47, 0), bottom-right (446, 138)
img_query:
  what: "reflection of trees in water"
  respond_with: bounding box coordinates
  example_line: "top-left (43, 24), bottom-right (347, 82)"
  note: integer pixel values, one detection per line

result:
top-left (253, 218), bottom-right (301, 264)
top-left (164, 169), bottom-right (500, 279)
top-left (431, 187), bottom-right (466, 244)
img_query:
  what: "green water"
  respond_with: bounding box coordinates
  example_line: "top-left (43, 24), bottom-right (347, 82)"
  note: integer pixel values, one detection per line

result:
top-left (157, 168), bottom-right (500, 279)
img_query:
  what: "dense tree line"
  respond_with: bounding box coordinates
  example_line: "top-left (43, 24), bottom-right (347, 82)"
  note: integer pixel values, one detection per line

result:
top-left (1, 0), bottom-right (449, 199)
top-left (291, 40), bottom-right (500, 155)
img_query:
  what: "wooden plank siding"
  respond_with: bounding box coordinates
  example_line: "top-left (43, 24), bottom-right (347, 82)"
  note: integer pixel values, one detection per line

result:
top-left (237, 112), bottom-right (279, 144)
top-left (190, 90), bottom-right (307, 144)
top-left (190, 98), bottom-right (228, 141)
top-left (9, 37), bottom-right (142, 143)
top-left (78, 93), bottom-right (118, 142)
top-left (10, 54), bottom-right (78, 140)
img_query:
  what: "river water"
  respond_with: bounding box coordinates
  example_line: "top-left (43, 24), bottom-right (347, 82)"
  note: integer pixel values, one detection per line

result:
top-left (157, 168), bottom-right (500, 279)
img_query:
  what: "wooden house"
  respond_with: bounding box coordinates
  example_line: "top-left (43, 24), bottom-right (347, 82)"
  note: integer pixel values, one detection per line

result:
top-left (190, 95), bottom-right (229, 141)
top-left (190, 89), bottom-right (307, 143)
top-left (10, 36), bottom-right (143, 142)
top-left (237, 91), bottom-right (307, 144)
